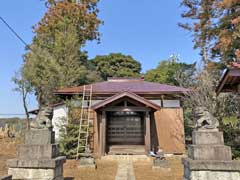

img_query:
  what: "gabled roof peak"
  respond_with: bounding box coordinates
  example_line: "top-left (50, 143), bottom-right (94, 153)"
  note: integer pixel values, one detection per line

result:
top-left (91, 91), bottom-right (160, 110)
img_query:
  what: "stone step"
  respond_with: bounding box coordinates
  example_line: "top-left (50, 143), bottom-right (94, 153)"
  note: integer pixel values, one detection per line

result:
top-left (7, 156), bottom-right (66, 168)
top-left (108, 145), bottom-right (146, 155)
top-left (102, 155), bottom-right (152, 162)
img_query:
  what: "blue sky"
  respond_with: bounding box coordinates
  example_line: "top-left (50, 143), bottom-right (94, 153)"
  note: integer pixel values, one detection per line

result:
top-left (0, 0), bottom-right (200, 117)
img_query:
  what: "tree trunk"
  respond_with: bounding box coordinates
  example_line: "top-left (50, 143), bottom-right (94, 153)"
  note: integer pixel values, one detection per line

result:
top-left (22, 90), bottom-right (30, 130)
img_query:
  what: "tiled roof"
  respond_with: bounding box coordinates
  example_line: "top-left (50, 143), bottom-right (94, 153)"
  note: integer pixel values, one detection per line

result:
top-left (54, 78), bottom-right (189, 95)
top-left (216, 62), bottom-right (240, 94)
top-left (230, 62), bottom-right (240, 69)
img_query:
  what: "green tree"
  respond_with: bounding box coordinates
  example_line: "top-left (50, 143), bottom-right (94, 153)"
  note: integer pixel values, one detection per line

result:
top-left (58, 98), bottom-right (94, 158)
top-left (145, 55), bottom-right (196, 87)
top-left (91, 53), bottom-right (142, 80)
top-left (180, 0), bottom-right (240, 64)
top-left (179, 0), bottom-right (215, 65)
top-left (22, 0), bottom-right (102, 107)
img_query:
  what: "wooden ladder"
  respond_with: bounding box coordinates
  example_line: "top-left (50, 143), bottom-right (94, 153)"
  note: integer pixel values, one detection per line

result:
top-left (76, 85), bottom-right (93, 160)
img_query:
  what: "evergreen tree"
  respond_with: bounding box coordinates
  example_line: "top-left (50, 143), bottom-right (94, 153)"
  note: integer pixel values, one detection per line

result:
top-left (91, 53), bottom-right (142, 80)
top-left (145, 55), bottom-right (196, 87)
top-left (22, 0), bottom-right (102, 107)
top-left (180, 0), bottom-right (240, 64)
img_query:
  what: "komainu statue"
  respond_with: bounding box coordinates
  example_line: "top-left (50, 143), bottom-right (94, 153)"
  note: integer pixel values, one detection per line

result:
top-left (194, 107), bottom-right (219, 130)
top-left (30, 106), bottom-right (53, 129)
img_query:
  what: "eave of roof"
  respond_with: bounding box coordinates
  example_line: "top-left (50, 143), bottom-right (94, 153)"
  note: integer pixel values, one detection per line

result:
top-left (216, 63), bottom-right (240, 95)
top-left (91, 91), bottom-right (161, 110)
top-left (28, 102), bottom-right (65, 115)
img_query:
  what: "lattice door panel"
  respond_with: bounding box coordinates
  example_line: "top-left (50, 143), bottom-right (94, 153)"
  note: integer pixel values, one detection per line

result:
top-left (107, 115), bottom-right (144, 144)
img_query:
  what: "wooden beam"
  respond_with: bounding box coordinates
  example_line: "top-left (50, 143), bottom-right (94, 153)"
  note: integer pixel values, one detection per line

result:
top-left (101, 106), bottom-right (151, 112)
top-left (145, 111), bottom-right (151, 153)
top-left (99, 113), bottom-right (103, 156)
top-left (102, 111), bottom-right (106, 156)
top-left (216, 72), bottom-right (230, 95)
top-left (93, 111), bottom-right (98, 155)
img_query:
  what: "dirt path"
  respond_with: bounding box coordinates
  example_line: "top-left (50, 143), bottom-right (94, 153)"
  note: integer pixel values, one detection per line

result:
top-left (115, 159), bottom-right (135, 180)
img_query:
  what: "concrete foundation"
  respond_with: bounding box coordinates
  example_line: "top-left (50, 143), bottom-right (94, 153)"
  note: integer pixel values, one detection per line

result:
top-left (184, 169), bottom-right (240, 180)
top-left (183, 158), bottom-right (240, 180)
top-left (7, 129), bottom-right (65, 180)
top-left (183, 130), bottom-right (240, 180)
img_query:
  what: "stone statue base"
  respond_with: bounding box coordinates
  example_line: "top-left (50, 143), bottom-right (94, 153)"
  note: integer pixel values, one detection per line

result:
top-left (152, 158), bottom-right (170, 171)
top-left (7, 129), bottom-right (66, 180)
top-left (0, 175), bottom-right (12, 180)
top-left (152, 149), bottom-right (170, 170)
top-left (183, 130), bottom-right (240, 180)
top-left (78, 157), bottom-right (96, 168)
top-left (183, 158), bottom-right (240, 180)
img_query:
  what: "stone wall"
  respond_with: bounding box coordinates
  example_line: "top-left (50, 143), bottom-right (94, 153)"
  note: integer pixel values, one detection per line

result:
top-left (0, 175), bottom-right (12, 180)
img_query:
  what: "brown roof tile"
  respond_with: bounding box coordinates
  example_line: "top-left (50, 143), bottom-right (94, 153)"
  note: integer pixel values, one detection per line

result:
top-left (54, 78), bottom-right (189, 95)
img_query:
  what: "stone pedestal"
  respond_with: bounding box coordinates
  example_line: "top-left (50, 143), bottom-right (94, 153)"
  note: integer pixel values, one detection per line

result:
top-left (152, 158), bottom-right (170, 170)
top-left (7, 129), bottom-right (66, 180)
top-left (0, 175), bottom-right (12, 180)
top-left (78, 157), bottom-right (96, 168)
top-left (183, 130), bottom-right (240, 180)
top-left (152, 149), bottom-right (170, 170)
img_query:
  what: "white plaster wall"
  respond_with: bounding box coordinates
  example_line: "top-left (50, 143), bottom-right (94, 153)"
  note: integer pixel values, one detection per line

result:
top-left (149, 99), bottom-right (180, 107)
top-left (52, 105), bottom-right (68, 141)
top-left (163, 100), bottom-right (180, 107)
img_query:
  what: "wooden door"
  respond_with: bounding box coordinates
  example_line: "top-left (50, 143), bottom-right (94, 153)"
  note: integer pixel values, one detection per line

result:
top-left (107, 113), bottom-right (144, 145)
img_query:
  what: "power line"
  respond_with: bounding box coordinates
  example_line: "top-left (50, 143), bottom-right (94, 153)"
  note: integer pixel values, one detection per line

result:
top-left (0, 15), bottom-right (53, 60)
top-left (0, 16), bottom-right (28, 47)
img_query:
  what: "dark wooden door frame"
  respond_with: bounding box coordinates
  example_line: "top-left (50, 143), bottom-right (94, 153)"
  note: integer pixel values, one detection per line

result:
top-left (98, 106), bottom-right (151, 156)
